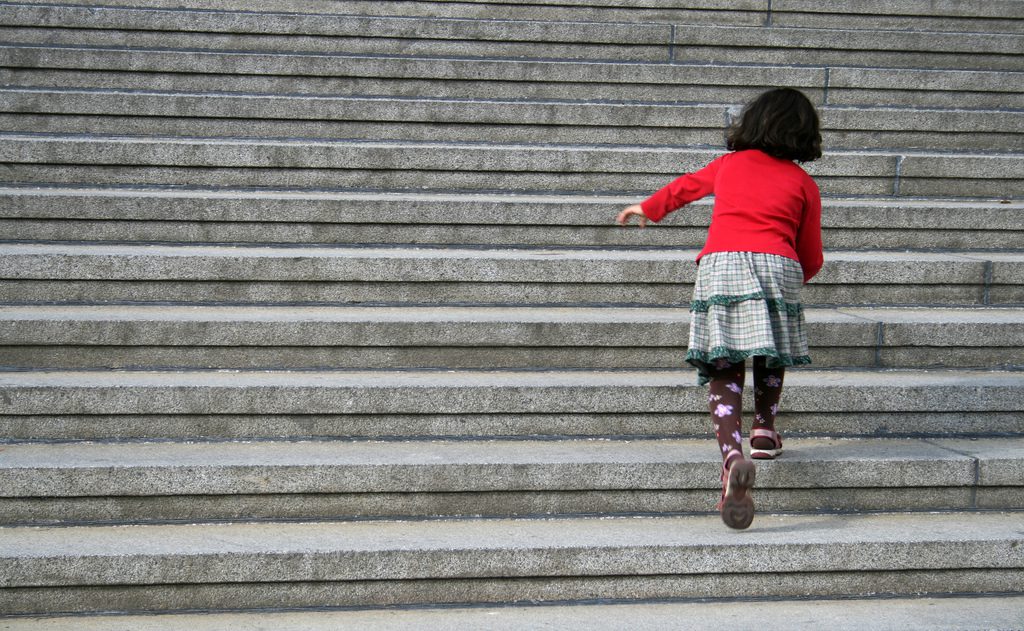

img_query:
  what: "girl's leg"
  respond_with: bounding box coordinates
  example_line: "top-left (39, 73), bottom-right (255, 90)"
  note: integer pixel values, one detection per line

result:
top-left (706, 358), bottom-right (756, 529)
top-left (751, 356), bottom-right (785, 456)
top-left (706, 359), bottom-right (746, 464)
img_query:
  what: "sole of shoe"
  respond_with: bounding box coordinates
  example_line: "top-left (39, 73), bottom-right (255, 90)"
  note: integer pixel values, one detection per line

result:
top-left (721, 459), bottom-right (756, 530)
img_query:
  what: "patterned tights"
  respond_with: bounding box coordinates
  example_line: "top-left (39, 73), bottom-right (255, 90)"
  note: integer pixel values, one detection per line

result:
top-left (706, 356), bottom-right (785, 466)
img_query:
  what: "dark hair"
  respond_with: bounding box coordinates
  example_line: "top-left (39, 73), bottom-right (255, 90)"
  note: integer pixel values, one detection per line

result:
top-left (727, 88), bottom-right (822, 162)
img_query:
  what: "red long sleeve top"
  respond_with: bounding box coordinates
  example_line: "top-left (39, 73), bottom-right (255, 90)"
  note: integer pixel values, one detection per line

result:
top-left (640, 149), bottom-right (824, 283)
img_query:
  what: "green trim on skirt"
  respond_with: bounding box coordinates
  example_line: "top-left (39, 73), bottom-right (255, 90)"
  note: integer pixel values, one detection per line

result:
top-left (686, 251), bottom-right (811, 385)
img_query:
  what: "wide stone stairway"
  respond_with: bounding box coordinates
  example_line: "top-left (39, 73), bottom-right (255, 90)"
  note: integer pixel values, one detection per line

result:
top-left (1, 1), bottom-right (1023, 627)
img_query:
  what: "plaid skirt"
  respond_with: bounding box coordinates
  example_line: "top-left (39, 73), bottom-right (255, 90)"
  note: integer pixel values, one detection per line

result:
top-left (686, 251), bottom-right (811, 385)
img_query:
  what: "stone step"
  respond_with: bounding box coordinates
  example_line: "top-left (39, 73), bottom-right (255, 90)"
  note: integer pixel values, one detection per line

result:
top-left (1, 1), bottom-right (1019, 622)
top-left (12, 0), bottom-right (768, 27)
top-left (5, 3), bottom-right (1021, 70)
top-left (5, 43), bottom-right (1020, 110)
top-left (1, 243), bottom-right (1020, 306)
top-left (0, 3), bottom-right (674, 63)
top-left (1, 436), bottom-right (1019, 526)
top-left (1, 305), bottom-right (1021, 371)
top-left (1, 511), bottom-right (1021, 615)
top-left (1, 368), bottom-right (1021, 442)
top-left (7, 596), bottom-right (1024, 631)
top-left (0, 43), bottom-right (824, 105)
top-left (3, 88), bottom-right (1020, 152)
top-left (773, 0), bottom-right (1024, 33)
top-left (672, 24), bottom-right (1024, 71)
top-left (770, 0), bottom-right (1019, 33)
top-left (28, 0), bottom-right (1024, 33)
top-left (3, 188), bottom-right (1021, 249)
top-left (3, 133), bottom-right (1021, 198)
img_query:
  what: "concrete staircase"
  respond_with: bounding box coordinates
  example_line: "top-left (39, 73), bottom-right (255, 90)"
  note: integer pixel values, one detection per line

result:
top-left (1, 0), bottom-right (1023, 626)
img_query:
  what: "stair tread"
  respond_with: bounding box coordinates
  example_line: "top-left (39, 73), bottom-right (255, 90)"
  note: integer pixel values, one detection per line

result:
top-left (2, 306), bottom-right (1022, 353)
top-left (0, 242), bottom-right (1017, 291)
top-left (2, 511), bottom-right (1021, 585)
top-left (0, 437), bottom-right (1018, 494)
top-left (1, 368), bottom-right (1022, 417)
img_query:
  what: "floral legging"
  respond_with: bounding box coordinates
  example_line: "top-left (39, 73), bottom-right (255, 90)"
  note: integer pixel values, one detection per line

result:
top-left (706, 356), bottom-right (785, 464)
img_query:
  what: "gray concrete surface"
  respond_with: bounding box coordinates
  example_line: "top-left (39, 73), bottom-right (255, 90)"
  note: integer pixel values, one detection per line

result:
top-left (1, 368), bottom-right (1022, 416)
top-left (2, 188), bottom-right (1020, 249)
top-left (1, 5), bottom-right (674, 61)
top-left (4, 595), bottom-right (1024, 630)
top-left (1, 436), bottom-right (1009, 497)
top-left (1, 0), bottom-right (1021, 620)
top-left (2, 132), bottom-right (1020, 196)
top-left (1, 511), bottom-right (1022, 587)
top-left (4, 88), bottom-right (1018, 150)
top-left (674, 24), bottom-right (1024, 70)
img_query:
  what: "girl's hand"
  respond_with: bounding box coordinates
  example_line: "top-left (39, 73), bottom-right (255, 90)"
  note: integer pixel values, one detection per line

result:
top-left (616, 204), bottom-right (648, 228)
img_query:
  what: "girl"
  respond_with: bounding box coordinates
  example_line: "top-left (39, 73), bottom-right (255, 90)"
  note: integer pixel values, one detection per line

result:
top-left (617, 87), bottom-right (824, 530)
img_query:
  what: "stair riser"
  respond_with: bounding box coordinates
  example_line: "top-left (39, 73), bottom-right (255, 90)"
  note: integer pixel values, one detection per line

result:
top-left (2, 409), bottom-right (1019, 442)
top-left (0, 26), bottom-right (668, 63)
top-left (6, 69), bottom-right (1015, 111)
top-left (5, 6), bottom-right (1021, 68)
top-left (2, 314), bottom-right (1021, 369)
top-left (6, 486), bottom-right (1019, 527)
top-left (4, 437), bottom-right (1004, 496)
top-left (21, 0), bottom-right (1024, 33)
top-left (2, 567), bottom-right (1019, 617)
top-left (2, 90), bottom-right (1017, 151)
top-left (4, 219), bottom-right (1024, 250)
top-left (5, 48), bottom-right (1020, 110)
top-left (3, 115), bottom-right (1014, 153)
top-left (3, 380), bottom-right (1022, 417)
top-left (9, 166), bottom-right (1019, 198)
top-left (1, 244), bottom-right (1014, 307)
top-left (1, 281), bottom-right (1013, 307)
top-left (6, 345), bottom-right (1020, 371)
top-left (3, 435), bottom-right (1018, 525)
top-left (3, 138), bottom-right (1019, 197)
top-left (2, 192), bottom-right (1020, 249)
top-left (676, 46), bottom-right (1022, 71)
top-left (3, 543), bottom-right (1020, 588)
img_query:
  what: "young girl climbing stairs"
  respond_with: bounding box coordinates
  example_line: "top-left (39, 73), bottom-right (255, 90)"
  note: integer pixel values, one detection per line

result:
top-left (617, 87), bottom-right (825, 529)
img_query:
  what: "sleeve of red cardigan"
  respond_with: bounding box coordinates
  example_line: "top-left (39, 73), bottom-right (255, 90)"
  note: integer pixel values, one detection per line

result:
top-left (639, 157), bottom-right (721, 222)
top-left (795, 177), bottom-right (824, 283)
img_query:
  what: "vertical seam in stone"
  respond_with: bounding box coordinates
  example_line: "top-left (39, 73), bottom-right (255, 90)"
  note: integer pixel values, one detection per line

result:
top-left (983, 260), bottom-right (994, 306)
top-left (924, 439), bottom-right (982, 510)
top-left (765, 0), bottom-right (773, 26)
top-left (822, 66), bottom-right (831, 105)
top-left (893, 155), bottom-right (904, 196)
top-left (874, 321), bottom-right (885, 368)
top-left (972, 455), bottom-right (980, 510)
top-left (668, 24), bottom-right (676, 62)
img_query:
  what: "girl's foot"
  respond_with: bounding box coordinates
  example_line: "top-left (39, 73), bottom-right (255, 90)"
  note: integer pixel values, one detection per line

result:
top-left (750, 428), bottom-right (783, 460)
top-left (718, 451), bottom-right (756, 530)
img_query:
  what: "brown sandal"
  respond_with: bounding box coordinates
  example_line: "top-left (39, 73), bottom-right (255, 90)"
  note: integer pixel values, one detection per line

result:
top-left (717, 450), bottom-right (756, 530)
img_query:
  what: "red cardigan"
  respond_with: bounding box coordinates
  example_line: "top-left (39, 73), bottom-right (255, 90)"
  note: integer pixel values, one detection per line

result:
top-left (640, 149), bottom-right (823, 283)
